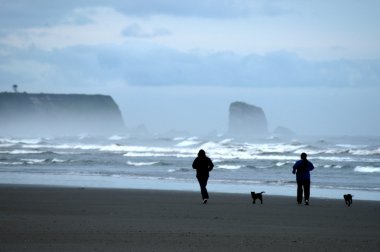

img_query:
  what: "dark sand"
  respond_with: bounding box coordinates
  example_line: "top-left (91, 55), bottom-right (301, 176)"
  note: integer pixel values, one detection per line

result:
top-left (1, 185), bottom-right (379, 251)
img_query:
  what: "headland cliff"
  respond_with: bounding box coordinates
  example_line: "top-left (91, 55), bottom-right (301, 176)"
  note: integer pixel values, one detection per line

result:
top-left (0, 92), bottom-right (125, 136)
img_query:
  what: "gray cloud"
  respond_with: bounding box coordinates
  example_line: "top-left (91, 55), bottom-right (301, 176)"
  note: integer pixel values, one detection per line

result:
top-left (0, 0), bottom-right (233, 32)
top-left (113, 0), bottom-right (252, 18)
top-left (1, 44), bottom-right (379, 92)
top-left (121, 24), bottom-right (171, 38)
top-left (0, 1), bottom-right (90, 30)
top-left (0, 0), bottom-right (292, 33)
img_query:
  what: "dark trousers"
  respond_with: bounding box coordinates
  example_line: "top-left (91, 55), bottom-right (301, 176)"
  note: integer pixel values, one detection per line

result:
top-left (297, 179), bottom-right (310, 203)
top-left (197, 176), bottom-right (209, 200)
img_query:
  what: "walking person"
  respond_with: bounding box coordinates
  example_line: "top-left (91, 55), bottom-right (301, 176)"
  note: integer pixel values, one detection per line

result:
top-left (292, 152), bottom-right (314, 205)
top-left (192, 149), bottom-right (214, 204)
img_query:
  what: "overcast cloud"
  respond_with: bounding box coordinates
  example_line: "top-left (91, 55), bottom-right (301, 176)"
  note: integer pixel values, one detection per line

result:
top-left (0, 0), bottom-right (379, 136)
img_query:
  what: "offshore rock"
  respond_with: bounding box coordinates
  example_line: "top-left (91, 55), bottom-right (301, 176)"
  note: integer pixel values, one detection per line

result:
top-left (228, 101), bottom-right (268, 136)
top-left (0, 92), bottom-right (125, 136)
top-left (273, 126), bottom-right (296, 137)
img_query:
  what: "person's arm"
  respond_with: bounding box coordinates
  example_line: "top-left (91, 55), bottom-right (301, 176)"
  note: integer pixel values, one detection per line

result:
top-left (192, 158), bottom-right (197, 169)
top-left (208, 158), bottom-right (214, 171)
top-left (308, 161), bottom-right (314, 171)
top-left (292, 161), bottom-right (297, 174)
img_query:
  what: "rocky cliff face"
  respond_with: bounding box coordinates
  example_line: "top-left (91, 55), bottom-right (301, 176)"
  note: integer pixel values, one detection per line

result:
top-left (0, 92), bottom-right (125, 136)
top-left (228, 101), bottom-right (268, 136)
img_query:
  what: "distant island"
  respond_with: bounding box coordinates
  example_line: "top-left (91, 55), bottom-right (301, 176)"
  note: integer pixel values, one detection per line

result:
top-left (228, 101), bottom-right (268, 137)
top-left (0, 92), bottom-right (125, 136)
top-left (227, 101), bottom-right (294, 138)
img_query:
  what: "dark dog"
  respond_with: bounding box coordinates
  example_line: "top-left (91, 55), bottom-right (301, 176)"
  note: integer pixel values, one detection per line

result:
top-left (251, 191), bottom-right (265, 204)
top-left (343, 194), bottom-right (353, 206)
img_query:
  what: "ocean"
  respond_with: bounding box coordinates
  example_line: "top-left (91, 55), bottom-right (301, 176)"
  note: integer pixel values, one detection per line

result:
top-left (1, 134), bottom-right (379, 201)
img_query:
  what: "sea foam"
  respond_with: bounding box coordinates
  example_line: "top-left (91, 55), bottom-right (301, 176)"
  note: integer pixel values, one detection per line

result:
top-left (354, 166), bottom-right (380, 173)
top-left (217, 165), bottom-right (242, 170)
top-left (127, 161), bottom-right (159, 166)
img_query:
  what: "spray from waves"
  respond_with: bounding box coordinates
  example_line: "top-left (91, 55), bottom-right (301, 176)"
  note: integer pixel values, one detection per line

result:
top-left (0, 138), bottom-right (44, 145)
top-left (168, 168), bottom-right (191, 173)
top-left (0, 161), bottom-right (23, 165)
top-left (216, 165), bottom-right (243, 170)
top-left (0, 143), bottom-right (16, 148)
top-left (108, 135), bottom-right (127, 141)
top-left (173, 137), bottom-right (185, 141)
top-left (20, 158), bottom-right (68, 165)
top-left (322, 164), bottom-right (343, 169)
top-left (1, 150), bottom-right (60, 156)
top-left (354, 166), bottom-right (380, 173)
top-left (124, 152), bottom-right (194, 158)
top-left (218, 139), bottom-right (233, 145)
top-left (336, 144), bottom-right (369, 148)
top-left (52, 158), bottom-right (66, 163)
top-left (175, 139), bottom-right (200, 147)
top-left (350, 148), bottom-right (380, 156)
top-left (1, 134), bottom-right (380, 199)
top-left (4, 138), bottom-right (380, 165)
top-left (40, 142), bottom-right (378, 157)
top-left (7, 150), bottom-right (47, 155)
top-left (126, 161), bottom-right (159, 166)
top-left (275, 162), bottom-right (287, 167)
top-left (22, 143), bottom-right (103, 150)
top-left (21, 158), bottom-right (46, 164)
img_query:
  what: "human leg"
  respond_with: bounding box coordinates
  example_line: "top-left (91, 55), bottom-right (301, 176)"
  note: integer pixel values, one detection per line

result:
top-left (296, 180), bottom-right (303, 204)
top-left (197, 176), bottom-right (209, 200)
top-left (304, 180), bottom-right (311, 201)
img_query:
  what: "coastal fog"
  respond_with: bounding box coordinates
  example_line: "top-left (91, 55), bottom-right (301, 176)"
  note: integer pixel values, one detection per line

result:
top-left (0, 93), bottom-right (125, 137)
top-left (1, 1), bottom-right (379, 138)
top-left (112, 85), bottom-right (380, 137)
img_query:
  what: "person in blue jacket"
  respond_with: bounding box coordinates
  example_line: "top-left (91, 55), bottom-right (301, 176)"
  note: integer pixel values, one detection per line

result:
top-left (192, 149), bottom-right (214, 204)
top-left (292, 152), bottom-right (314, 205)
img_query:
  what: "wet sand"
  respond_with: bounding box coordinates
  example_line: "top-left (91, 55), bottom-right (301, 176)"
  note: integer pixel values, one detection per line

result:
top-left (1, 185), bottom-right (379, 251)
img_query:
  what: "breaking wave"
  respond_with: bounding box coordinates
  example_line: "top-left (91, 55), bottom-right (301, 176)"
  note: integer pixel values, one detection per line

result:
top-left (217, 165), bottom-right (243, 170)
top-left (126, 161), bottom-right (159, 166)
top-left (354, 166), bottom-right (380, 173)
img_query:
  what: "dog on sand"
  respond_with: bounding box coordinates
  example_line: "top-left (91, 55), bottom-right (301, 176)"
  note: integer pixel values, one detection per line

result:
top-left (251, 191), bottom-right (265, 204)
top-left (343, 194), bottom-right (353, 206)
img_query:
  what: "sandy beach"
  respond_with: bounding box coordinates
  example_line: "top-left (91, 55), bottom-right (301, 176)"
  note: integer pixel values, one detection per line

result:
top-left (1, 185), bottom-right (379, 251)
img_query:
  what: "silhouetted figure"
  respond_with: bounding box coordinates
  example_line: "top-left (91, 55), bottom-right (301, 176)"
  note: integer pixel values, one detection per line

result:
top-left (192, 149), bottom-right (214, 204)
top-left (292, 152), bottom-right (314, 205)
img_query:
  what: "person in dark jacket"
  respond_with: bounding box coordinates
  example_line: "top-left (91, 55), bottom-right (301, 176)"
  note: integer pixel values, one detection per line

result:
top-left (192, 149), bottom-right (214, 204)
top-left (292, 152), bottom-right (314, 205)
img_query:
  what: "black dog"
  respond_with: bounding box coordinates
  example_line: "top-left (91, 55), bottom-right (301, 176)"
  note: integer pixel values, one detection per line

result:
top-left (251, 191), bottom-right (265, 204)
top-left (343, 194), bottom-right (353, 206)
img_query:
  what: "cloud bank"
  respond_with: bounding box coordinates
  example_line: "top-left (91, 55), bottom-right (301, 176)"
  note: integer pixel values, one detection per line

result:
top-left (1, 44), bottom-right (379, 91)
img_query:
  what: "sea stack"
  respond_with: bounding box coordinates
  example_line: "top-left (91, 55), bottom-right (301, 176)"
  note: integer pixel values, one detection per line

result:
top-left (228, 101), bottom-right (268, 137)
top-left (0, 92), bottom-right (125, 136)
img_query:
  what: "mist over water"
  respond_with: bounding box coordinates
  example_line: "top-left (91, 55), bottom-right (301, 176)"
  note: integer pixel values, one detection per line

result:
top-left (0, 93), bottom-right (125, 137)
top-left (114, 86), bottom-right (380, 137)
top-left (1, 87), bottom-right (379, 201)
top-left (1, 133), bottom-right (379, 200)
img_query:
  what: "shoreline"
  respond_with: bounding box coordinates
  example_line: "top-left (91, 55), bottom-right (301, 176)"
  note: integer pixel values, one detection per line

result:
top-left (1, 172), bottom-right (380, 201)
top-left (1, 182), bottom-right (379, 203)
top-left (1, 184), bottom-right (380, 251)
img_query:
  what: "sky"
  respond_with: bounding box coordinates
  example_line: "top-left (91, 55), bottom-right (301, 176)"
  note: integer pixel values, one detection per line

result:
top-left (0, 0), bottom-right (379, 136)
